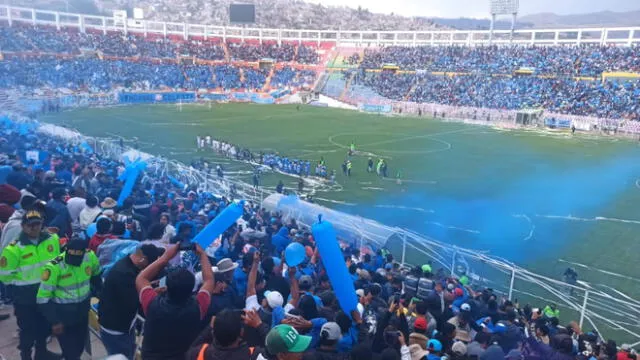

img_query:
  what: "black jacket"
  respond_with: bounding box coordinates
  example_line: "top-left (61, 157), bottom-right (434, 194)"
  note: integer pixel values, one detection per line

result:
top-left (303, 348), bottom-right (349, 360)
top-left (186, 322), bottom-right (270, 360)
top-left (99, 256), bottom-right (141, 333)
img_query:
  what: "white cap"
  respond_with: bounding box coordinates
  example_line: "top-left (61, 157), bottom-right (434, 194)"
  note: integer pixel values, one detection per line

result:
top-left (265, 290), bottom-right (284, 309)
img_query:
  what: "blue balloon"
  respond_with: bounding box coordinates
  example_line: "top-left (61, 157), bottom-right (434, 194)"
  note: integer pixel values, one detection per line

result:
top-left (285, 242), bottom-right (306, 267)
top-left (86, 223), bottom-right (97, 238)
top-left (312, 216), bottom-right (358, 315)
top-left (192, 201), bottom-right (244, 249)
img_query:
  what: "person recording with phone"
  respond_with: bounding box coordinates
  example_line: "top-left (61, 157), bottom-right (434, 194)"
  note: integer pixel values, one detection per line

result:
top-left (136, 243), bottom-right (215, 359)
top-left (371, 298), bottom-right (410, 355)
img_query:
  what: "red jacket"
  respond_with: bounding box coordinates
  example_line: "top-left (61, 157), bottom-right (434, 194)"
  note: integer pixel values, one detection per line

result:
top-left (89, 233), bottom-right (116, 252)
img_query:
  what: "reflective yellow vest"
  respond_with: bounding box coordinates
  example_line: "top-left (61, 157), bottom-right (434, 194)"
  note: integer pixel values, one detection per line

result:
top-left (0, 232), bottom-right (60, 304)
top-left (37, 251), bottom-right (100, 306)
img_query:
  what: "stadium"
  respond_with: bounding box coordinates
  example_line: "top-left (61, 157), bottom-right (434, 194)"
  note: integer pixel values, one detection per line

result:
top-left (0, 0), bottom-right (639, 359)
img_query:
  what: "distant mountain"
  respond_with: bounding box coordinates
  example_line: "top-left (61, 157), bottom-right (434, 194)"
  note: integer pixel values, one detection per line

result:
top-left (429, 18), bottom-right (534, 30)
top-left (430, 10), bottom-right (640, 30)
top-left (518, 10), bottom-right (640, 28)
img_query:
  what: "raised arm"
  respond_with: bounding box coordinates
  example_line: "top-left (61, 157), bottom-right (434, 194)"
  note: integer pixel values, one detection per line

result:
top-left (136, 244), bottom-right (179, 293)
top-left (196, 244), bottom-right (215, 294)
top-left (288, 266), bottom-right (300, 307)
top-left (246, 251), bottom-right (260, 298)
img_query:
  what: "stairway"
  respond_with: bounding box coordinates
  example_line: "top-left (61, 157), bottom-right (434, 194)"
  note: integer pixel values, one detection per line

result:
top-left (404, 84), bottom-right (417, 101)
top-left (262, 67), bottom-right (275, 91)
top-left (221, 42), bottom-right (231, 62)
top-left (181, 68), bottom-right (190, 85)
top-left (339, 72), bottom-right (355, 100)
top-left (312, 72), bottom-right (330, 93)
top-left (239, 67), bottom-right (245, 83)
top-left (294, 44), bottom-right (300, 62)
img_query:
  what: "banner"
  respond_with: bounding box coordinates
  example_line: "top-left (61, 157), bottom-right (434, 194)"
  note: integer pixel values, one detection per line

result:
top-left (118, 92), bottom-right (196, 104)
top-left (359, 103), bottom-right (392, 113)
top-left (544, 118), bottom-right (572, 129)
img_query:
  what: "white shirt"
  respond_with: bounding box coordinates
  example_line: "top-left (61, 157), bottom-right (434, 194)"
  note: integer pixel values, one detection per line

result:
top-left (67, 197), bottom-right (86, 223)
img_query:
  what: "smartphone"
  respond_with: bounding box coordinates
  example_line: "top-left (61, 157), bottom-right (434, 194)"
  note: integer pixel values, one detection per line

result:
top-left (394, 292), bottom-right (401, 303)
top-left (179, 241), bottom-right (195, 251)
top-left (285, 313), bottom-right (303, 321)
top-left (384, 330), bottom-right (401, 344)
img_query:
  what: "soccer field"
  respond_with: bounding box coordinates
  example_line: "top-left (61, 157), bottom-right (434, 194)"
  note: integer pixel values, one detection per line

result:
top-left (42, 103), bottom-right (640, 293)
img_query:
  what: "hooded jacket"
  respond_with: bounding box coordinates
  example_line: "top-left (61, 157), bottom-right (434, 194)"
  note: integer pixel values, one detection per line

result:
top-left (0, 209), bottom-right (24, 252)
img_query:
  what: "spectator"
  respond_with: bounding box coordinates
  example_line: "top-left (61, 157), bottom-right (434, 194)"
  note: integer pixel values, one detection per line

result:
top-left (99, 244), bottom-right (163, 358)
top-left (45, 187), bottom-right (71, 237)
top-left (136, 244), bottom-right (215, 359)
top-left (78, 195), bottom-right (102, 231)
top-left (253, 324), bottom-right (312, 360)
top-left (6, 162), bottom-right (32, 191)
top-left (186, 308), bottom-right (268, 360)
top-left (88, 217), bottom-right (115, 253)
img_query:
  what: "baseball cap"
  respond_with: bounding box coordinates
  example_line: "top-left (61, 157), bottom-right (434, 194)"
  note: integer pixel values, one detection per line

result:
top-left (460, 303), bottom-right (471, 312)
top-left (505, 349), bottom-right (523, 359)
top-left (447, 283), bottom-right (455, 291)
top-left (454, 288), bottom-right (464, 297)
top-left (452, 341), bottom-right (468, 355)
top-left (414, 317), bottom-right (427, 331)
top-left (355, 289), bottom-right (365, 298)
top-left (265, 290), bottom-right (284, 309)
top-left (320, 322), bottom-right (342, 341)
top-left (621, 344), bottom-right (631, 352)
top-left (265, 324), bottom-right (311, 354)
top-left (421, 264), bottom-right (432, 273)
top-left (22, 210), bottom-right (44, 225)
top-left (139, 244), bottom-right (163, 264)
top-left (427, 339), bottom-right (443, 352)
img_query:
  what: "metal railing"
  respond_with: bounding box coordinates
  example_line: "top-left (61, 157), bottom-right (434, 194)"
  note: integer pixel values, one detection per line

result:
top-left (1, 5), bottom-right (640, 46)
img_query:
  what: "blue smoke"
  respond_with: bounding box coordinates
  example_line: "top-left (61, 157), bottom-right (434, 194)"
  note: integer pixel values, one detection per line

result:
top-left (338, 152), bottom-right (640, 263)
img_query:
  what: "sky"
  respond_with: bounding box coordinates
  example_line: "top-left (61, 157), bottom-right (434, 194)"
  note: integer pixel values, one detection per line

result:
top-left (308, 0), bottom-right (639, 19)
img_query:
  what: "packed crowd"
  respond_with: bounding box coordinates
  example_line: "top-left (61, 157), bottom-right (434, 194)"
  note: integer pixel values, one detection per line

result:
top-left (360, 45), bottom-right (640, 76)
top-left (0, 57), bottom-right (314, 91)
top-left (357, 72), bottom-right (640, 120)
top-left (0, 24), bottom-right (319, 64)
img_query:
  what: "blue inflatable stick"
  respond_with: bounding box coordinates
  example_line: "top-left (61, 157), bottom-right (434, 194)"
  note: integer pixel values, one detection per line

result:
top-left (312, 215), bottom-right (358, 315)
top-left (116, 161), bottom-right (147, 206)
top-left (167, 175), bottom-right (185, 189)
top-left (192, 200), bottom-right (244, 249)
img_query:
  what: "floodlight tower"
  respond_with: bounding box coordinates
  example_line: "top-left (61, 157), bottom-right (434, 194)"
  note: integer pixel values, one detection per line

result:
top-left (489, 0), bottom-right (519, 44)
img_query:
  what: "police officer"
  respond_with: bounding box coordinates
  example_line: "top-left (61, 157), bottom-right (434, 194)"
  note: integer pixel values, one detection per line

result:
top-left (0, 210), bottom-right (61, 360)
top-left (37, 238), bottom-right (102, 360)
